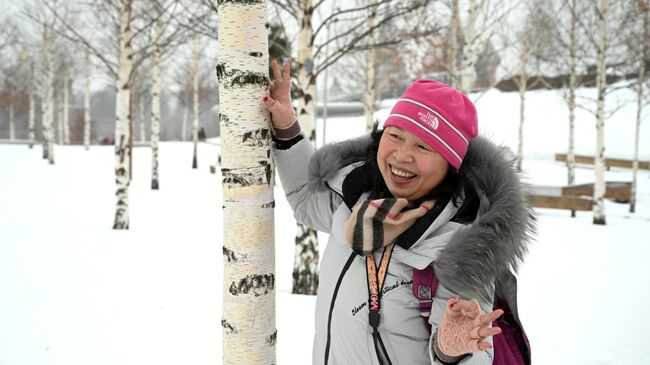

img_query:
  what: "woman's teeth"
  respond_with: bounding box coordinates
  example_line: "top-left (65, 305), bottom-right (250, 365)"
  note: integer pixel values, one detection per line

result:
top-left (391, 166), bottom-right (415, 178)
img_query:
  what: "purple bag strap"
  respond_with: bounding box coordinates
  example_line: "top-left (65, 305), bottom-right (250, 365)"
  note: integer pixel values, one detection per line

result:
top-left (413, 265), bottom-right (438, 331)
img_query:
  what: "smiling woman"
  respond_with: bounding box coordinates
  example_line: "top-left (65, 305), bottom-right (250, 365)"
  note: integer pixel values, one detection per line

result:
top-left (264, 61), bottom-right (533, 365)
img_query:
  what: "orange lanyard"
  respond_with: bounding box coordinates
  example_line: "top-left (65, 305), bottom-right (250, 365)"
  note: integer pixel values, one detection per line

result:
top-left (366, 243), bottom-right (394, 329)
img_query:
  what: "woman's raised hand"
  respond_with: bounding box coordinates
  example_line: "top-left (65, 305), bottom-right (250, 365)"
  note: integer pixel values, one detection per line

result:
top-left (263, 59), bottom-right (295, 129)
top-left (436, 298), bottom-right (504, 357)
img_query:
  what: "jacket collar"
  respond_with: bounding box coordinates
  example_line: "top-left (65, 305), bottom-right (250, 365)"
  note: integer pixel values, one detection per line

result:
top-left (308, 134), bottom-right (535, 302)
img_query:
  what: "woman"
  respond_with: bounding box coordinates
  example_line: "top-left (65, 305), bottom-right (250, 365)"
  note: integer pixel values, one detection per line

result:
top-left (263, 60), bottom-right (533, 365)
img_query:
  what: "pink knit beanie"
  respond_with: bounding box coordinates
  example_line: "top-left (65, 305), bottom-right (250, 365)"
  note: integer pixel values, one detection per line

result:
top-left (383, 80), bottom-right (478, 169)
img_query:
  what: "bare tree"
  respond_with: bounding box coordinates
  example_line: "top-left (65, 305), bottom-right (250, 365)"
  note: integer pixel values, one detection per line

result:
top-left (631, 0), bottom-right (649, 212)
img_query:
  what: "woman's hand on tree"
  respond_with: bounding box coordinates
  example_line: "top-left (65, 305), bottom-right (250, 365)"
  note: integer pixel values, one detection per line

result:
top-left (436, 298), bottom-right (504, 357)
top-left (263, 59), bottom-right (295, 129)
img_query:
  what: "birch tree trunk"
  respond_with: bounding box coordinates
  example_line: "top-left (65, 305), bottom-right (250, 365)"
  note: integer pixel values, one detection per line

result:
top-left (57, 92), bottom-right (64, 145)
top-left (567, 0), bottom-right (578, 202)
top-left (9, 89), bottom-right (15, 140)
top-left (593, 0), bottom-right (608, 225)
top-left (63, 74), bottom-right (70, 145)
top-left (217, 1), bottom-right (276, 363)
top-left (631, 2), bottom-right (648, 213)
top-left (364, 0), bottom-right (378, 132)
top-left (192, 36), bottom-right (201, 169)
top-left (516, 55), bottom-right (528, 172)
top-left (150, 8), bottom-right (161, 190)
top-left (113, 0), bottom-right (133, 230)
top-left (84, 48), bottom-right (91, 150)
top-left (460, 0), bottom-right (479, 94)
top-left (139, 96), bottom-right (146, 142)
top-left (42, 28), bottom-right (55, 164)
top-left (182, 100), bottom-right (188, 141)
top-left (292, 0), bottom-right (320, 296)
top-left (448, 0), bottom-right (460, 89)
top-left (28, 84), bottom-right (35, 148)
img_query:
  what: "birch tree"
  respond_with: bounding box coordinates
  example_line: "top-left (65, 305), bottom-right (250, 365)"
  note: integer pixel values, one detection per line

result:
top-left (83, 48), bottom-right (91, 150)
top-left (364, 0), bottom-right (378, 132)
top-left (593, 0), bottom-right (608, 225)
top-left (151, 2), bottom-right (162, 189)
top-left (217, 1), bottom-right (276, 363)
top-left (191, 35), bottom-right (202, 169)
top-left (631, 0), bottom-right (649, 213)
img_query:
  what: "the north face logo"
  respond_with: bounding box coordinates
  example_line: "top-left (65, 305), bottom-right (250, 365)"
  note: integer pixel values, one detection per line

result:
top-left (418, 111), bottom-right (439, 129)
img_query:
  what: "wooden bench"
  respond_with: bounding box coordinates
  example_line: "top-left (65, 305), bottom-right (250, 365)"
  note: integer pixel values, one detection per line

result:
top-left (531, 195), bottom-right (594, 211)
top-left (562, 181), bottom-right (632, 203)
top-left (531, 181), bottom-right (632, 210)
top-left (555, 153), bottom-right (650, 170)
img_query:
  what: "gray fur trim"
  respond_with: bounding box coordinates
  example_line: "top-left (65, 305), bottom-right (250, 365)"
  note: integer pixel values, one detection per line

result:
top-left (433, 137), bottom-right (536, 303)
top-left (308, 134), bottom-right (373, 192)
top-left (309, 134), bottom-right (536, 303)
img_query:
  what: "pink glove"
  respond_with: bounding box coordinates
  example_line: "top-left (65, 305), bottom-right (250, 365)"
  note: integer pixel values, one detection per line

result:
top-left (435, 298), bottom-right (504, 358)
top-left (262, 60), bottom-right (296, 130)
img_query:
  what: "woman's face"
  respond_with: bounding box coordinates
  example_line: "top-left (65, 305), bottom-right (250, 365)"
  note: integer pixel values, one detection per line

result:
top-left (377, 126), bottom-right (450, 202)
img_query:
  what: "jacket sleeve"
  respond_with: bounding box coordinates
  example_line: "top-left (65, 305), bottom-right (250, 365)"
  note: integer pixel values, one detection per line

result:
top-left (427, 283), bottom-right (495, 365)
top-left (273, 137), bottom-right (343, 233)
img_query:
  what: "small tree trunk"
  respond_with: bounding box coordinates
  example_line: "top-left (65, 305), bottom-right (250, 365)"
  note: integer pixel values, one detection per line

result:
top-left (593, 0), bottom-right (608, 225)
top-left (448, 0), bottom-right (460, 88)
top-left (150, 10), bottom-right (162, 190)
top-left (84, 48), bottom-right (91, 150)
top-left (182, 100), bottom-right (188, 141)
top-left (459, 0), bottom-right (479, 94)
top-left (217, 1), bottom-right (276, 362)
top-left (112, 0), bottom-right (133, 230)
top-left (139, 96), bottom-right (146, 142)
top-left (28, 87), bottom-right (35, 148)
top-left (63, 74), bottom-right (70, 144)
top-left (364, 0), bottom-right (378, 132)
top-left (567, 0), bottom-right (578, 217)
top-left (57, 93), bottom-right (64, 145)
top-left (192, 36), bottom-right (201, 169)
top-left (631, 3), bottom-right (648, 213)
top-left (9, 89), bottom-right (15, 140)
top-left (516, 58), bottom-right (527, 172)
top-left (42, 29), bottom-right (55, 163)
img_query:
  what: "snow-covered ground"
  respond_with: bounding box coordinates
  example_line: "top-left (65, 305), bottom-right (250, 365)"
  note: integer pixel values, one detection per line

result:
top-left (1, 87), bottom-right (649, 364)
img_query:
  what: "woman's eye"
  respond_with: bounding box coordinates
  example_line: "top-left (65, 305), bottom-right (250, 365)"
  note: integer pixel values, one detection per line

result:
top-left (418, 144), bottom-right (431, 152)
top-left (389, 133), bottom-right (401, 140)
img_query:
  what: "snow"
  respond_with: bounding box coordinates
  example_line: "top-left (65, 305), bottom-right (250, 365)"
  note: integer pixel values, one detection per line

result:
top-left (1, 86), bottom-right (650, 364)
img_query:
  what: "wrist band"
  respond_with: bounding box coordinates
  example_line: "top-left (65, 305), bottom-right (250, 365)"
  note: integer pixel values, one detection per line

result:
top-left (272, 121), bottom-right (301, 140)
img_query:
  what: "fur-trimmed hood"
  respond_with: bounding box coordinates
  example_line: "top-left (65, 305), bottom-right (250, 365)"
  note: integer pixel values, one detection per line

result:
top-left (306, 134), bottom-right (535, 302)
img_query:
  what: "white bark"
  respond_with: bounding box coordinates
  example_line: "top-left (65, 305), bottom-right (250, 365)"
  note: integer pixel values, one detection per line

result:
top-left (84, 48), bottom-right (91, 150)
top-left (9, 89), bottom-right (15, 140)
top-left (364, 0), bottom-right (378, 132)
top-left (217, 1), bottom-right (276, 363)
top-left (57, 92), bottom-right (64, 145)
top-left (42, 27), bottom-right (55, 164)
top-left (460, 0), bottom-right (479, 94)
top-left (516, 65), bottom-right (527, 172)
top-left (593, 0), bottom-right (607, 225)
top-left (566, 0), bottom-right (578, 194)
top-left (63, 74), bottom-right (70, 144)
top-left (192, 36), bottom-right (201, 169)
top-left (28, 85), bottom-right (35, 148)
top-left (292, 0), bottom-right (320, 296)
top-left (113, 0), bottom-right (133, 230)
top-left (139, 96), bottom-right (146, 142)
top-left (631, 3), bottom-right (648, 213)
top-left (448, 0), bottom-right (460, 89)
top-left (182, 100), bottom-right (188, 141)
top-left (151, 9), bottom-right (161, 190)
top-left (296, 0), bottom-right (316, 143)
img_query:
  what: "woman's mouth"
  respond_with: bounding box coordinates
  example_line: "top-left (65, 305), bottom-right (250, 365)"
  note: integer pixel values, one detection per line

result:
top-left (390, 165), bottom-right (417, 181)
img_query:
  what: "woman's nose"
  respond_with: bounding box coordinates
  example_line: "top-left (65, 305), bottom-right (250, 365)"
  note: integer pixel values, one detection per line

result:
top-left (393, 144), bottom-right (414, 162)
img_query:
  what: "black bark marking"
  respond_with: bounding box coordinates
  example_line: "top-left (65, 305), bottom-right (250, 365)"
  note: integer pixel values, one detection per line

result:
top-left (219, 113), bottom-right (230, 128)
top-left (222, 165), bottom-right (270, 187)
top-left (249, 51), bottom-right (264, 57)
top-left (216, 63), bottom-right (226, 81)
top-left (215, 64), bottom-right (269, 88)
top-left (218, 0), bottom-right (263, 5)
top-left (261, 201), bottom-right (275, 209)
top-left (223, 246), bottom-right (247, 262)
top-left (242, 128), bottom-right (271, 147)
top-left (221, 319), bottom-right (238, 334)
top-left (229, 274), bottom-right (275, 296)
top-left (267, 330), bottom-right (277, 346)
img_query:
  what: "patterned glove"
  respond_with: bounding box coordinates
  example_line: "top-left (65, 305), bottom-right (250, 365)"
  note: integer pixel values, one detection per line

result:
top-left (434, 298), bottom-right (504, 361)
top-left (344, 198), bottom-right (434, 256)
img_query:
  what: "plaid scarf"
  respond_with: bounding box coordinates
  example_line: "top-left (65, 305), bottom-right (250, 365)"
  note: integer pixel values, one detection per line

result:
top-left (344, 198), bottom-right (435, 256)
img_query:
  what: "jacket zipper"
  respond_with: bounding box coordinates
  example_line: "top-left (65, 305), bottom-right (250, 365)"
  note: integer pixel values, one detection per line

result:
top-left (324, 252), bottom-right (356, 365)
